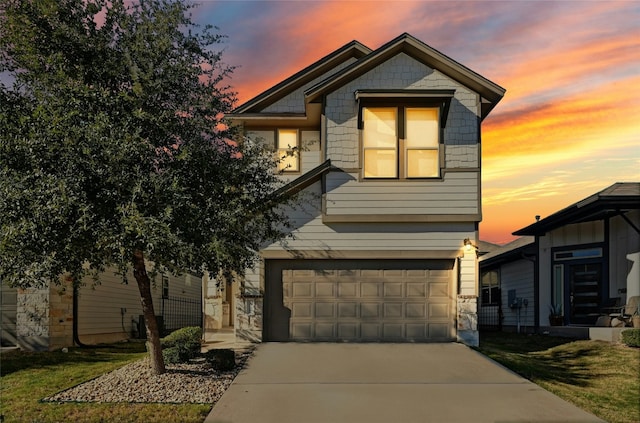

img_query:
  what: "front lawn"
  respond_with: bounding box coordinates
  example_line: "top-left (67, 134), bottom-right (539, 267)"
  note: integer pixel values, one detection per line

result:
top-left (477, 332), bottom-right (640, 423)
top-left (0, 342), bottom-right (211, 423)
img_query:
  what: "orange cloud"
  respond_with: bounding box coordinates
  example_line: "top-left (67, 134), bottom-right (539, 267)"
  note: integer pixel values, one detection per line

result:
top-left (483, 74), bottom-right (640, 164)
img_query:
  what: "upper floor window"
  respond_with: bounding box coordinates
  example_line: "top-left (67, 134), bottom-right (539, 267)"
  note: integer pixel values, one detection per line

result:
top-left (277, 129), bottom-right (299, 172)
top-left (362, 106), bottom-right (439, 178)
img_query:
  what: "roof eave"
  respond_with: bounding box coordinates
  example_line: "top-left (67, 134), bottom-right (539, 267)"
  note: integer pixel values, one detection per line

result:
top-left (233, 41), bottom-right (372, 114)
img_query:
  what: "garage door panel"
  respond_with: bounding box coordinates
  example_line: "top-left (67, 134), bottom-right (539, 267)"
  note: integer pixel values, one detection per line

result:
top-left (361, 323), bottom-right (381, 339)
top-left (292, 282), bottom-right (312, 297)
top-left (406, 283), bottom-right (427, 298)
top-left (291, 323), bottom-right (312, 339)
top-left (429, 282), bottom-right (449, 297)
top-left (315, 302), bottom-right (336, 318)
top-left (316, 282), bottom-right (335, 297)
top-left (338, 282), bottom-right (358, 298)
top-left (361, 282), bottom-right (382, 298)
top-left (383, 323), bottom-right (404, 339)
top-left (383, 303), bottom-right (403, 318)
top-left (338, 323), bottom-right (358, 339)
top-left (406, 323), bottom-right (427, 338)
top-left (429, 303), bottom-right (450, 319)
top-left (428, 323), bottom-right (450, 339)
top-left (361, 303), bottom-right (381, 318)
top-left (384, 283), bottom-right (403, 297)
top-left (314, 323), bottom-right (336, 339)
top-left (268, 259), bottom-right (455, 342)
top-left (338, 302), bottom-right (358, 318)
top-left (405, 303), bottom-right (426, 318)
top-left (291, 302), bottom-right (313, 318)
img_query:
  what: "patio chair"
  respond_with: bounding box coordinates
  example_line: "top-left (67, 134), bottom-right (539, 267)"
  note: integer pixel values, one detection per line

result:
top-left (609, 296), bottom-right (640, 327)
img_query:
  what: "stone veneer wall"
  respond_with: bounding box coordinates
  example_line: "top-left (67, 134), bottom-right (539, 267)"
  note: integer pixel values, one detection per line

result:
top-left (16, 279), bottom-right (73, 351)
top-left (457, 250), bottom-right (479, 346)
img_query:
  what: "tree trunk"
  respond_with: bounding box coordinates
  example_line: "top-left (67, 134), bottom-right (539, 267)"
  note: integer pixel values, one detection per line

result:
top-left (132, 249), bottom-right (166, 375)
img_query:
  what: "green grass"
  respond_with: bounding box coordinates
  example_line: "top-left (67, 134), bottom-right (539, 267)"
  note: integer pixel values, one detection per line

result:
top-left (0, 342), bottom-right (211, 423)
top-left (478, 332), bottom-right (640, 423)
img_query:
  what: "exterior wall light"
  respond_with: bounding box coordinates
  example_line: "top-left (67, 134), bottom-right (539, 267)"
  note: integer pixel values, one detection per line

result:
top-left (463, 238), bottom-right (478, 252)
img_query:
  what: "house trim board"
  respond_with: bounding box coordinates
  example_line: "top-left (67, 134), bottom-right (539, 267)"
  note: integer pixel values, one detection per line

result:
top-left (260, 249), bottom-right (461, 260)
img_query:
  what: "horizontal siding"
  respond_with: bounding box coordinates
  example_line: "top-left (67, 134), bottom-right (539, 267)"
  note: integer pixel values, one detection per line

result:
top-left (266, 182), bottom-right (474, 252)
top-left (325, 171), bottom-right (479, 215)
top-left (500, 260), bottom-right (535, 329)
top-left (1, 281), bottom-right (17, 346)
top-left (78, 269), bottom-right (201, 336)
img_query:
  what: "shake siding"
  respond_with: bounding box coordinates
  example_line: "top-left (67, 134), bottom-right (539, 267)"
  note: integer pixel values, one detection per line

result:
top-left (261, 59), bottom-right (359, 114)
top-left (263, 182), bottom-right (475, 252)
top-left (325, 53), bottom-right (479, 170)
top-left (1, 281), bottom-right (17, 346)
top-left (500, 259), bottom-right (535, 328)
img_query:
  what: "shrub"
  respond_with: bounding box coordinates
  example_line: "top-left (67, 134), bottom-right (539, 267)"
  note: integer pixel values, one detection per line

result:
top-left (621, 329), bottom-right (640, 347)
top-left (205, 349), bottom-right (236, 371)
top-left (161, 326), bottom-right (202, 363)
top-left (162, 346), bottom-right (183, 364)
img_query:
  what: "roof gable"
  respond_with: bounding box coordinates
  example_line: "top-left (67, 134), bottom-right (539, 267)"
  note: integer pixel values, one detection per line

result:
top-left (513, 182), bottom-right (640, 236)
top-left (233, 41), bottom-right (371, 113)
top-left (305, 33), bottom-right (505, 119)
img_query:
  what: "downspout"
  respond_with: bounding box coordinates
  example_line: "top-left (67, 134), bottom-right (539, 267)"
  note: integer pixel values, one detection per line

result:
top-left (73, 284), bottom-right (89, 347)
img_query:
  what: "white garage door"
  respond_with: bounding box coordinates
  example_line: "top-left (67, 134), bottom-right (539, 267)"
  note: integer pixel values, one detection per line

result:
top-left (265, 260), bottom-right (455, 342)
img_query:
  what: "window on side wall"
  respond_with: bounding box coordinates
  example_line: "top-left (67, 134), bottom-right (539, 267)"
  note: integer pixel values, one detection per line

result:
top-left (362, 106), bottom-right (439, 179)
top-left (481, 270), bottom-right (500, 306)
top-left (277, 129), bottom-right (299, 172)
top-left (162, 275), bottom-right (169, 299)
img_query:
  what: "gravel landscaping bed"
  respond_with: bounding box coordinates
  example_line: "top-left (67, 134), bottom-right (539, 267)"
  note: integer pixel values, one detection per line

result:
top-left (42, 349), bottom-right (253, 404)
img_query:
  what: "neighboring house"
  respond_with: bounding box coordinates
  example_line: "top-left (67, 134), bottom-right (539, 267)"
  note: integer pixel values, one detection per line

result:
top-left (3, 269), bottom-right (202, 351)
top-left (478, 237), bottom-right (536, 333)
top-left (513, 182), bottom-right (640, 328)
top-left (204, 33), bottom-right (505, 347)
top-left (479, 183), bottom-right (640, 336)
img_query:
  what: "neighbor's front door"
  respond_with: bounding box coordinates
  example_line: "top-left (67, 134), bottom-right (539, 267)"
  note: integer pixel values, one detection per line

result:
top-left (568, 263), bottom-right (602, 325)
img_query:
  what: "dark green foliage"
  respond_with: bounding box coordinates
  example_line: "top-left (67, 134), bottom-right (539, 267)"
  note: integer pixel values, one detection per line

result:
top-left (0, 0), bottom-right (297, 373)
top-left (0, 0), bottom-right (295, 289)
top-left (621, 329), bottom-right (640, 347)
top-left (161, 346), bottom-right (183, 364)
top-left (205, 349), bottom-right (236, 371)
top-left (161, 326), bottom-right (202, 363)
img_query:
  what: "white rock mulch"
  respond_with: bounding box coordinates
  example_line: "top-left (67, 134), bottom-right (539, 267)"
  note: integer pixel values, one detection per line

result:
top-left (42, 349), bottom-right (253, 404)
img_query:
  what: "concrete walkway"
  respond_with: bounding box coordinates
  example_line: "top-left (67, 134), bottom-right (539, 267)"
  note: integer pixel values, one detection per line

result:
top-left (206, 343), bottom-right (604, 423)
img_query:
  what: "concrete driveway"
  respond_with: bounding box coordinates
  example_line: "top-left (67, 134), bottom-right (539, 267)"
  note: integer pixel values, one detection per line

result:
top-left (206, 343), bottom-right (604, 423)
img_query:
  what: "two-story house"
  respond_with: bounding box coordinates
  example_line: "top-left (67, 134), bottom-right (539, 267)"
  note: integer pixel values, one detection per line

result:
top-left (205, 33), bottom-right (504, 347)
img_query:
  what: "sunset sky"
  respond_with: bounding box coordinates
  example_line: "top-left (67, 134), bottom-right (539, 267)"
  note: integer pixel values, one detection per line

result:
top-left (196, 0), bottom-right (640, 245)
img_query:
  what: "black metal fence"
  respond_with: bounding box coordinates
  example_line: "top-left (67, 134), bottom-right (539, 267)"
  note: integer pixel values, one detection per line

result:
top-left (478, 303), bottom-right (503, 331)
top-left (161, 296), bottom-right (202, 336)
